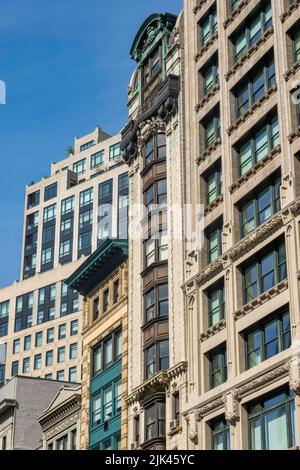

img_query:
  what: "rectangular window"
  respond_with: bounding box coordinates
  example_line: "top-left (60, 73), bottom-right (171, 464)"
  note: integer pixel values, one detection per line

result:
top-left (200, 7), bottom-right (218, 46)
top-left (207, 226), bottom-right (222, 263)
top-left (92, 393), bottom-right (101, 427)
top-left (293, 28), bottom-right (300, 63)
top-left (58, 347), bottom-right (65, 363)
top-left (80, 140), bottom-right (94, 152)
top-left (80, 188), bottom-right (93, 207)
top-left (91, 150), bottom-right (104, 169)
top-left (243, 242), bottom-right (287, 304)
top-left (245, 310), bottom-right (291, 369)
top-left (109, 143), bottom-right (121, 161)
top-left (60, 240), bottom-right (71, 258)
top-left (34, 354), bottom-right (42, 370)
top-left (44, 183), bottom-right (57, 202)
top-left (113, 280), bottom-right (120, 304)
top-left (69, 366), bottom-right (77, 382)
top-left (79, 209), bottom-right (93, 229)
top-left (211, 417), bottom-right (230, 450)
top-left (206, 166), bottom-right (222, 205)
top-left (41, 247), bottom-right (53, 266)
top-left (104, 336), bottom-right (113, 367)
top-left (92, 345), bottom-right (102, 377)
top-left (27, 190), bottom-right (40, 209)
top-left (104, 386), bottom-right (113, 420)
top-left (204, 113), bottom-right (220, 148)
top-left (42, 225), bottom-right (55, 244)
top-left (73, 159), bottom-right (86, 175)
top-left (59, 324), bottom-right (66, 340)
top-left (115, 379), bottom-right (122, 414)
top-left (145, 402), bottom-right (166, 441)
top-left (202, 57), bottom-right (219, 95)
top-left (47, 328), bottom-right (54, 343)
top-left (46, 350), bottom-right (53, 367)
top-left (0, 301), bottom-right (9, 319)
top-left (35, 332), bottom-right (43, 347)
top-left (13, 339), bottom-right (20, 354)
top-left (103, 289), bottom-right (110, 313)
top-left (209, 346), bottom-right (227, 389)
top-left (78, 231), bottom-right (92, 251)
top-left (24, 335), bottom-right (31, 350)
top-left (70, 343), bottom-right (78, 360)
top-left (23, 357), bottom-right (30, 373)
top-left (57, 370), bottom-right (65, 381)
top-left (60, 218), bottom-right (72, 234)
top-left (43, 204), bottom-right (56, 222)
top-left (208, 285), bottom-right (225, 327)
top-left (71, 320), bottom-right (78, 336)
top-left (248, 389), bottom-right (296, 450)
top-left (145, 340), bottom-right (169, 379)
top-left (61, 196), bottom-right (74, 215)
top-left (11, 361), bottom-right (19, 377)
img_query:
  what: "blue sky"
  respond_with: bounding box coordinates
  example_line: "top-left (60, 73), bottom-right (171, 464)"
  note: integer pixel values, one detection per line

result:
top-left (0, 0), bottom-right (182, 288)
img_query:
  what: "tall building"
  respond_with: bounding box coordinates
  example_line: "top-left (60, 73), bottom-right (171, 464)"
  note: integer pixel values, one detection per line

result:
top-left (0, 126), bottom-right (128, 386)
top-left (122, 0), bottom-right (300, 451)
top-left (66, 239), bottom-right (128, 450)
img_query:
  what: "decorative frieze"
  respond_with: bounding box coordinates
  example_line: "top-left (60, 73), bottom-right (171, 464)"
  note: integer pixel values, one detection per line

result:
top-left (225, 28), bottom-right (273, 81)
top-left (227, 85), bottom-right (277, 136)
top-left (236, 364), bottom-right (290, 399)
top-left (197, 397), bottom-right (224, 420)
top-left (234, 280), bottom-right (288, 320)
top-left (196, 258), bottom-right (224, 288)
top-left (200, 319), bottom-right (226, 342)
top-left (44, 412), bottom-right (80, 440)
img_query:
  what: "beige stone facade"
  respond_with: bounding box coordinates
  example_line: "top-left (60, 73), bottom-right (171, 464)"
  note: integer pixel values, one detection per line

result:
top-left (0, 127), bottom-right (127, 386)
top-left (122, 0), bottom-right (300, 451)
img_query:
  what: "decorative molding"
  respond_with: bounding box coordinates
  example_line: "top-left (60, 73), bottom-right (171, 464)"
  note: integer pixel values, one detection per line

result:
top-left (223, 390), bottom-right (239, 425)
top-left (289, 355), bottom-right (300, 395)
top-left (225, 28), bottom-right (273, 81)
top-left (234, 280), bottom-right (288, 320)
top-left (204, 194), bottom-right (223, 216)
top-left (288, 125), bottom-right (300, 144)
top-left (196, 258), bottom-right (224, 288)
top-left (194, 32), bottom-right (218, 63)
top-left (44, 412), bottom-right (80, 440)
top-left (236, 364), bottom-right (290, 399)
top-left (229, 145), bottom-right (281, 194)
top-left (197, 138), bottom-right (221, 164)
top-left (138, 116), bottom-right (166, 146)
top-left (167, 361), bottom-right (188, 381)
top-left (227, 85), bottom-right (277, 136)
top-left (39, 396), bottom-right (81, 430)
top-left (200, 319), bottom-right (226, 342)
top-left (280, 0), bottom-right (300, 23)
top-left (284, 61), bottom-right (300, 81)
top-left (223, 0), bottom-right (251, 29)
top-left (193, 0), bottom-right (208, 15)
top-left (197, 397), bottom-right (224, 420)
top-left (185, 410), bottom-right (198, 444)
top-left (195, 84), bottom-right (220, 113)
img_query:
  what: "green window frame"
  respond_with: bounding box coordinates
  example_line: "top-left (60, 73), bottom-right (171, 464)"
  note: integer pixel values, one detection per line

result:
top-left (204, 114), bottom-right (220, 149)
top-left (207, 226), bottom-right (222, 263)
top-left (209, 346), bottom-right (227, 389)
top-left (206, 166), bottom-right (222, 205)
top-left (200, 7), bottom-right (218, 47)
top-left (203, 58), bottom-right (219, 95)
top-left (208, 285), bottom-right (225, 327)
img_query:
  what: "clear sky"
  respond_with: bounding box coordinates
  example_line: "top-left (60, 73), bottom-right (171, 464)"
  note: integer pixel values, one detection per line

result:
top-left (0, 0), bottom-right (183, 288)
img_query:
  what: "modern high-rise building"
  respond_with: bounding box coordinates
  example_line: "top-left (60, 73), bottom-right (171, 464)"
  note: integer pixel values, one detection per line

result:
top-left (122, 0), bottom-right (300, 451)
top-left (0, 126), bottom-right (128, 386)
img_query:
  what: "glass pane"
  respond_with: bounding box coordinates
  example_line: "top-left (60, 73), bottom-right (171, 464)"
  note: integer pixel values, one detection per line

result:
top-left (258, 187), bottom-right (272, 224)
top-left (255, 126), bottom-right (268, 161)
top-left (250, 418), bottom-right (262, 450)
top-left (240, 140), bottom-right (252, 175)
top-left (264, 407), bottom-right (288, 450)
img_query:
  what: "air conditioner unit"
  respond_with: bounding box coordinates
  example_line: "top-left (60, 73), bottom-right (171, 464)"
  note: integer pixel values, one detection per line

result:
top-left (130, 442), bottom-right (137, 450)
top-left (170, 420), bottom-right (178, 430)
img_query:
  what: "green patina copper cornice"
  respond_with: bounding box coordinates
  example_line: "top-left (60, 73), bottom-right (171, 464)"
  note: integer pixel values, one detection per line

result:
top-left (65, 239), bottom-right (128, 297)
top-left (130, 12), bottom-right (177, 64)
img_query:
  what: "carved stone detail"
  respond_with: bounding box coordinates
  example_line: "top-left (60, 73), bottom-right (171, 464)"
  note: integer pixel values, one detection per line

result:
top-left (44, 412), bottom-right (80, 440)
top-left (289, 355), bottom-right (300, 395)
top-left (200, 320), bottom-right (226, 343)
top-left (237, 364), bottom-right (290, 399)
top-left (197, 397), bottom-right (224, 419)
top-left (223, 390), bottom-right (239, 425)
top-left (223, 0), bottom-right (251, 29)
top-left (138, 116), bottom-right (166, 146)
top-left (187, 410), bottom-right (198, 444)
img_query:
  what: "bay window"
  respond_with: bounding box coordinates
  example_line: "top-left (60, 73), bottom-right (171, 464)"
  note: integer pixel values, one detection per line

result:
top-left (145, 402), bottom-right (166, 442)
top-left (145, 340), bottom-right (169, 379)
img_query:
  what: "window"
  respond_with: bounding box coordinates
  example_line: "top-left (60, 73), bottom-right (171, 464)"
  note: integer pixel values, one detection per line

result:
top-left (80, 140), bottom-right (94, 152)
top-left (34, 354), bottom-right (42, 370)
top-left (93, 297), bottom-right (99, 321)
top-left (208, 285), bottom-right (225, 327)
top-left (200, 7), bottom-right (218, 46)
top-left (245, 310), bottom-right (291, 369)
top-left (0, 301), bottom-right (9, 319)
top-left (231, 0), bottom-right (242, 11)
top-left (91, 150), bottom-right (104, 169)
top-left (115, 379), bottom-right (122, 414)
top-left (0, 320), bottom-right (8, 337)
top-left (109, 143), bottom-right (121, 161)
top-left (243, 242), bottom-right (287, 304)
top-left (24, 335), bottom-right (31, 350)
top-left (41, 247), bottom-right (54, 266)
top-left (47, 328), bottom-right (54, 343)
top-left (145, 340), bottom-right (169, 379)
top-left (104, 336), bottom-right (113, 367)
top-left (145, 402), bottom-right (166, 441)
top-left (145, 283), bottom-right (169, 323)
top-left (45, 373), bottom-right (52, 380)
top-left (238, 115), bottom-right (279, 176)
top-left (116, 330), bottom-right (122, 358)
top-left (92, 393), bottom-right (101, 427)
top-left (93, 345), bottom-right (102, 377)
top-left (78, 231), bottom-right (92, 252)
top-left (13, 339), bottom-right (20, 354)
top-left (61, 196), bottom-right (74, 215)
top-left (80, 188), bottom-right (93, 207)
top-left (202, 57), bottom-right (219, 95)
top-left (43, 204), bottom-right (56, 222)
top-left (293, 28), bottom-right (300, 63)
top-left (44, 183), bottom-right (57, 201)
top-left (211, 417), bottom-right (230, 450)
top-left (103, 289), bottom-right (110, 313)
top-left (207, 226), bottom-right (222, 263)
top-left (69, 366), bottom-right (77, 382)
top-left (248, 389), bottom-right (296, 450)
top-left (240, 177), bottom-right (281, 237)
top-left (60, 218), bottom-right (72, 234)
top-left (27, 190), bottom-right (40, 209)
top-left (73, 159), bottom-right (86, 175)
top-left (145, 231), bottom-right (168, 268)
top-left (71, 430), bottom-right (77, 450)
top-left (144, 47), bottom-right (162, 85)
top-left (60, 240), bottom-right (71, 258)
top-left (23, 357), bottom-right (30, 373)
top-left (91, 330), bottom-right (122, 377)
top-left (42, 225), bottom-right (55, 244)
top-left (26, 211), bottom-right (39, 230)
top-left (144, 179), bottom-right (167, 212)
top-left (134, 415), bottom-right (140, 445)
top-left (79, 209), bottom-right (92, 228)
top-left (71, 320), bottom-right (78, 336)
top-left (57, 435), bottom-right (68, 450)
top-left (209, 345), bottom-right (227, 389)
top-left (233, 2), bottom-right (272, 62)
top-left (58, 324), bottom-right (66, 340)
top-left (206, 166), bottom-right (222, 205)
top-left (42, 347), bottom-right (52, 366)
top-left (144, 133), bottom-right (166, 165)
top-left (70, 343), bottom-right (78, 360)
top-left (11, 361), bottom-right (19, 376)
top-left (57, 370), bottom-right (65, 381)
top-left (173, 392), bottom-right (180, 424)
top-left (104, 386), bottom-right (113, 420)
top-left (35, 332), bottom-right (43, 347)
top-left (58, 347), bottom-right (65, 363)
top-left (203, 112), bottom-right (220, 148)
top-left (113, 280), bottom-right (120, 304)
top-left (236, 59), bottom-right (275, 118)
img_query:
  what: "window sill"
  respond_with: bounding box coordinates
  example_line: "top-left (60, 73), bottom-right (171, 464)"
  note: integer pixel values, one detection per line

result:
top-left (229, 145), bottom-right (281, 194)
top-left (141, 315), bottom-right (169, 333)
top-left (200, 319), bottom-right (226, 343)
top-left (228, 85), bottom-right (277, 136)
top-left (234, 279), bottom-right (288, 321)
top-left (194, 32), bottom-right (219, 63)
top-left (140, 157), bottom-right (167, 178)
top-left (288, 125), bottom-right (300, 144)
top-left (198, 138), bottom-right (222, 164)
top-left (280, 0), bottom-right (300, 23)
top-left (193, 0), bottom-right (208, 15)
top-left (226, 27), bottom-right (274, 81)
top-left (284, 61), bottom-right (300, 81)
top-left (224, 0), bottom-right (251, 29)
top-left (195, 84), bottom-right (220, 113)
top-left (205, 194), bottom-right (223, 216)
top-left (168, 425), bottom-right (182, 437)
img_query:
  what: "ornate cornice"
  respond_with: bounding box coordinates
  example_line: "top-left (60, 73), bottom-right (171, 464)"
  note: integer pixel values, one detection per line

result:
top-left (44, 412), bottom-right (80, 441)
top-left (195, 84), bottom-right (220, 113)
top-left (280, 0), bottom-right (300, 23)
top-left (229, 145), bottom-right (281, 194)
top-left (167, 361), bottom-right (188, 381)
top-left (225, 27), bottom-right (273, 81)
top-left (227, 85), bottom-right (277, 136)
top-left (200, 319), bottom-right (226, 342)
top-left (234, 279), bottom-right (288, 320)
top-left (198, 138), bottom-right (221, 164)
top-left (194, 32), bottom-right (218, 63)
top-left (39, 396), bottom-right (81, 430)
top-left (223, 0), bottom-right (251, 29)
